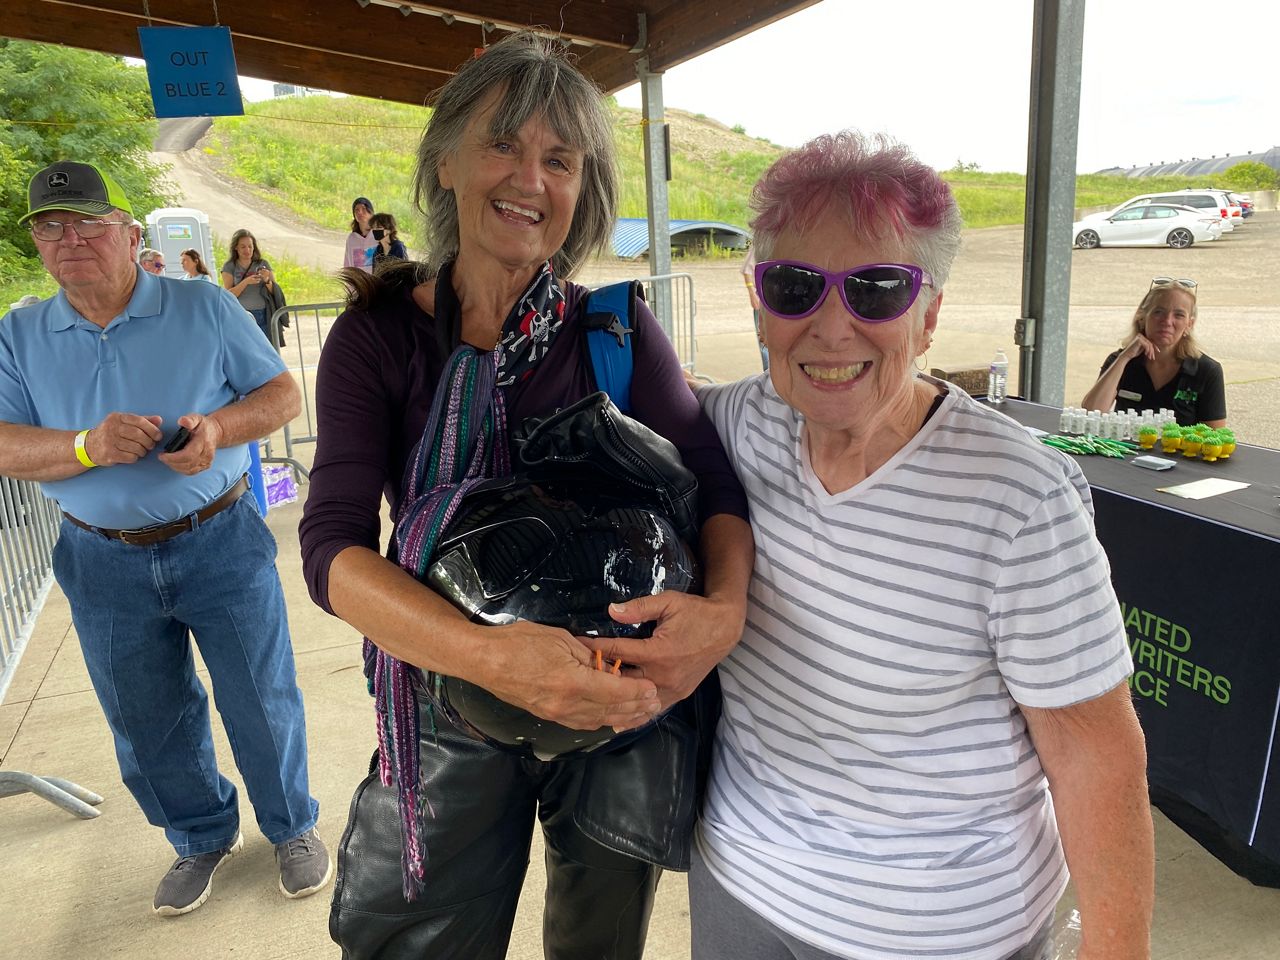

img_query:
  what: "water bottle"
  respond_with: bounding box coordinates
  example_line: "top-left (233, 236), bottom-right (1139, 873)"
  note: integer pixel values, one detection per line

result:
top-left (987, 349), bottom-right (1009, 404)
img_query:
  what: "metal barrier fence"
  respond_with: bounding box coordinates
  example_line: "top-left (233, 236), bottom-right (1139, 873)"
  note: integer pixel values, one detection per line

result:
top-left (634, 272), bottom-right (696, 371)
top-left (0, 477), bottom-right (62, 704)
top-left (266, 272), bottom-right (698, 467)
top-left (268, 301), bottom-right (345, 477)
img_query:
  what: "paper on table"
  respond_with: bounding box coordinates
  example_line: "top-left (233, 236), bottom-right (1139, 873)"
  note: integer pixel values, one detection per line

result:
top-left (1156, 478), bottom-right (1251, 500)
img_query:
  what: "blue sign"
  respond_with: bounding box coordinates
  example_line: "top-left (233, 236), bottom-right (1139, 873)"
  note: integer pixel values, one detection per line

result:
top-left (138, 26), bottom-right (244, 118)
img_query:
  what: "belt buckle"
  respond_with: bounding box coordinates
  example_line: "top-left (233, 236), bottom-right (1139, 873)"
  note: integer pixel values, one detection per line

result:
top-left (114, 525), bottom-right (154, 545)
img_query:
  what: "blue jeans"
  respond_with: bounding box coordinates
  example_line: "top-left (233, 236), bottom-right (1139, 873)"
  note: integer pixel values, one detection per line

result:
top-left (52, 493), bottom-right (318, 856)
top-left (248, 307), bottom-right (270, 342)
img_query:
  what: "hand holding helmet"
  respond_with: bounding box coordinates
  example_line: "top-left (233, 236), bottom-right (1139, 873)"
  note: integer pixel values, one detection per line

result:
top-left (461, 618), bottom-right (661, 734)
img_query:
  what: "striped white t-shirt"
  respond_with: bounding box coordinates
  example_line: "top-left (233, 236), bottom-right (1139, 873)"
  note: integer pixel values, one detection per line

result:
top-left (696, 375), bottom-right (1132, 960)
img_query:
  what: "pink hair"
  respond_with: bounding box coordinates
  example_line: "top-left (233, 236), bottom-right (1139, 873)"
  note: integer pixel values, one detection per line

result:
top-left (750, 131), bottom-right (962, 286)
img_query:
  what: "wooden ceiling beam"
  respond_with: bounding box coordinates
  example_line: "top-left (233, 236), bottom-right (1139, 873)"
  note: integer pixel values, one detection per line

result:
top-left (7, 0), bottom-right (482, 78)
top-left (0, 0), bottom-right (452, 103)
top-left (1, 0), bottom-right (820, 105)
top-left (391, 1), bottom-right (640, 49)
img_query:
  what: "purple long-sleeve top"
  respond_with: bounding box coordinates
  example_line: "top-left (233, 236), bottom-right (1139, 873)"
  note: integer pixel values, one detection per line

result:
top-left (299, 280), bottom-right (749, 615)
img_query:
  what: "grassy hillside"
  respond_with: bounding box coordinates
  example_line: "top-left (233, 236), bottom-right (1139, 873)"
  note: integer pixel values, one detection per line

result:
top-left (205, 97), bottom-right (787, 247)
top-left (204, 94), bottom-right (1221, 242)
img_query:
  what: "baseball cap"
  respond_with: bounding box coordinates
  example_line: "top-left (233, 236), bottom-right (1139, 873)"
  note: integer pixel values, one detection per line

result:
top-left (19, 161), bottom-right (134, 225)
top-left (352, 196), bottom-right (374, 214)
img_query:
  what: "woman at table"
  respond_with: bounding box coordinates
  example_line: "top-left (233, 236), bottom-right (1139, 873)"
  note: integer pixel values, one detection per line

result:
top-left (298, 31), bottom-right (752, 960)
top-left (685, 131), bottom-right (1154, 960)
top-left (1082, 278), bottom-right (1226, 427)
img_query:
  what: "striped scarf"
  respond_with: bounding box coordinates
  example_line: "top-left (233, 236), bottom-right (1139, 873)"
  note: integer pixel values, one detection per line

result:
top-left (363, 260), bottom-right (563, 900)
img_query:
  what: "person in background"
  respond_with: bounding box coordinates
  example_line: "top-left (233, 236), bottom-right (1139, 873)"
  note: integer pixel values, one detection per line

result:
top-left (369, 211), bottom-right (408, 271)
top-left (690, 132), bottom-right (1153, 960)
top-left (0, 159), bottom-right (330, 918)
top-left (299, 31), bottom-right (752, 960)
top-left (138, 247), bottom-right (166, 275)
top-left (741, 247), bottom-right (767, 371)
top-left (1081, 277), bottom-right (1226, 427)
top-left (344, 196), bottom-right (377, 273)
top-left (179, 248), bottom-right (216, 283)
top-left (221, 229), bottom-right (281, 344)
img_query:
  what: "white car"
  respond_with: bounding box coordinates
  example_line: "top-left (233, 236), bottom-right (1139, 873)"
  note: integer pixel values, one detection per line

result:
top-left (1116, 189), bottom-right (1240, 232)
top-left (1072, 203), bottom-right (1222, 249)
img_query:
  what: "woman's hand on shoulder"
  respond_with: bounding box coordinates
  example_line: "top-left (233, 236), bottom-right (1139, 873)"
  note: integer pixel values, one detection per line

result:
top-left (467, 620), bottom-right (661, 732)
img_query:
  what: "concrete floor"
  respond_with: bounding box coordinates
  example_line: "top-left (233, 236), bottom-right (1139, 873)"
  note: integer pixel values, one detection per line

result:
top-left (2, 493), bottom-right (1279, 958)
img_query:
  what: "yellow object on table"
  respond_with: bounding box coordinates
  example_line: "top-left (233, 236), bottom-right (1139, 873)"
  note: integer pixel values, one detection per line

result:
top-left (1181, 438), bottom-right (1203, 458)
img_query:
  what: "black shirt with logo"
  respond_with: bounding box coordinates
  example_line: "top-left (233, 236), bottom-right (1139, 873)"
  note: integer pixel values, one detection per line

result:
top-left (1101, 350), bottom-right (1226, 425)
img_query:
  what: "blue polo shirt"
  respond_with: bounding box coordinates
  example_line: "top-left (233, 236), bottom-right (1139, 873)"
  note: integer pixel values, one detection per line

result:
top-left (0, 267), bottom-right (287, 528)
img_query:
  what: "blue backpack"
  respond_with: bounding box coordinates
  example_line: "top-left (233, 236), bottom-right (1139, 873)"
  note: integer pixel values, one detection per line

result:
top-left (581, 280), bottom-right (639, 414)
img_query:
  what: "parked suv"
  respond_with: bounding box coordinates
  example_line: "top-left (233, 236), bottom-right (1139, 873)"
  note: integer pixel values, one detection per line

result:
top-left (1116, 190), bottom-right (1241, 231)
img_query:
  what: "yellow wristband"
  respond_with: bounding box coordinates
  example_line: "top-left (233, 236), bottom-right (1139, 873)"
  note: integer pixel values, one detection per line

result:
top-left (74, 429), bottom-right (98, 469)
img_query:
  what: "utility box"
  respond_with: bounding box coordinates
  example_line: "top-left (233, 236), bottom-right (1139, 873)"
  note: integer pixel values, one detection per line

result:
top-left (145, 207), bottom-right (215, 280)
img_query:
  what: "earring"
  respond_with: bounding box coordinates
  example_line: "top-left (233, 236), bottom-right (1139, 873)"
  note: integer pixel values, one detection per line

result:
top-left (914, 337), bottom-right (932, 372)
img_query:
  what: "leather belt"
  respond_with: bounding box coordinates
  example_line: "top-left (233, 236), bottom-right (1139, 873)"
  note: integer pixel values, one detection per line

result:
top-left (63, 475), bottom-right (250, 547)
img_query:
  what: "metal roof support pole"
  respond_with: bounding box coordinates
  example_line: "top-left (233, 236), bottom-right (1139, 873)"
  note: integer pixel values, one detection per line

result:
top-left (636, 57), bottom-right (674, 339)
top-left (1018, 0), bottom-right (1086, 405)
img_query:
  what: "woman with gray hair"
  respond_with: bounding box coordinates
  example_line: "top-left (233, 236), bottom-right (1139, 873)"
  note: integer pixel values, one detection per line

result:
top-left (299, 31), bottom-right (752, 959)
top-left (689, 132), bottom-right (1154, 960)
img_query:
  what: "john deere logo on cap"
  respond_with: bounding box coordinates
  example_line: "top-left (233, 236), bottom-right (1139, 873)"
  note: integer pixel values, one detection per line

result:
top-left (48, 172), bottom-right (70, 188)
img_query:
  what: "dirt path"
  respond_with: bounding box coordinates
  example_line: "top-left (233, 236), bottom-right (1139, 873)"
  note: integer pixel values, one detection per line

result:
top-left (151, 120), bottom-right (345, 271)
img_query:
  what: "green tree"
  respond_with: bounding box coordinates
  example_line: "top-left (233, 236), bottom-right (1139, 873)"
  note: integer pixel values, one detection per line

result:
top-left (0, 40), bottom-right (174, 291)
top-left (1220, 160), bottom-right (1279, 191)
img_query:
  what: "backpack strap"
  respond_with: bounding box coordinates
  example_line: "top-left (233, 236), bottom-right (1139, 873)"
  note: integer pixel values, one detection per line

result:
top-left (581, 281), bottom-right (640, 414)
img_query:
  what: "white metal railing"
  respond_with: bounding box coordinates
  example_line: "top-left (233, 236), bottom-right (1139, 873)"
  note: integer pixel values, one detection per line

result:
top-left (267, 272), bottom-right (700, 468)
top-left (0, 476), bottom-right (61, 704)
top-left (635, 272), bottom-right (697, 372)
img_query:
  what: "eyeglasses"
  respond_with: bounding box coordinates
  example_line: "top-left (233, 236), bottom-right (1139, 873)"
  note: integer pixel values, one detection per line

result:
top-left (143, 260), bottom-right (166, 272)
top-left (29, 219), bottom-right (130, 242)
top-left (1151, 277), bottom-right (1197, 291)
top-left (754, 260), bottom-right (934, 323)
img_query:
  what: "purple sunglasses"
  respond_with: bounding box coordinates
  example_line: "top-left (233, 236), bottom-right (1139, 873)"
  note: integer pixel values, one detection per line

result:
top-left (754, 260), bottom-right (935, 323)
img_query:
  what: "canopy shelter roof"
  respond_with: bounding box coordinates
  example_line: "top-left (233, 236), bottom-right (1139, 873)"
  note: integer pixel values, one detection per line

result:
top-left (611, 218), bottom-right (749, 258)
top-left (0, 0), bottom-right (820, 105)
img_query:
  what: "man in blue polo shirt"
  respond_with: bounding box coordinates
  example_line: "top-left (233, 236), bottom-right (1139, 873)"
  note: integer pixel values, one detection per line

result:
top-left (0, 161), bottom-right (331, 917)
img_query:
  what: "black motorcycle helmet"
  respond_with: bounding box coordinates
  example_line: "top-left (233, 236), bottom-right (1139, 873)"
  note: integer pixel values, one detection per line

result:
top-left (423, 477), bottom-right (700, 761)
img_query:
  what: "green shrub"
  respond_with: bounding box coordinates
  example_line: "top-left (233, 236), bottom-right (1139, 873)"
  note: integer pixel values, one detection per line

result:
top-left (1220, 161), bottom-right (1279, 191)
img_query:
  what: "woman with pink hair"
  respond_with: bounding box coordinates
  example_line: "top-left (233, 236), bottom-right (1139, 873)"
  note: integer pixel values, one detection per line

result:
top-left (689, 132), bottom-right (1154, 960)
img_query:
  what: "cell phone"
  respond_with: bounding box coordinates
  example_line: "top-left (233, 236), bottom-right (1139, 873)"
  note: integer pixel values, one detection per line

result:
top-left (164, 426), bottom-right (192, 454)
top-left (1132, 455), bottom-right (1175, 471)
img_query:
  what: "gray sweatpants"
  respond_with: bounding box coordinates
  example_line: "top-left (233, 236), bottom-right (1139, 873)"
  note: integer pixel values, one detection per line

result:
top-left (689, 848), bottom-right (1054, 960)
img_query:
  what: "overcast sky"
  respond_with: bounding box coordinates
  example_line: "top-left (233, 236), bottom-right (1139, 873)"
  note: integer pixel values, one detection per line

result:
top-left (610, 0), bottom-right (1278, 173)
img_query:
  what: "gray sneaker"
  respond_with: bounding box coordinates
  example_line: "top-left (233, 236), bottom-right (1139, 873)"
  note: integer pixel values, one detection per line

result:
top-left (152, 832), bottom-right (243, 917)
top-left (275, 828), bottom-right (333, 899)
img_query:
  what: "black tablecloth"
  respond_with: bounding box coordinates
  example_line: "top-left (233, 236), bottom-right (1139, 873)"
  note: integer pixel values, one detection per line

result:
top-left (991, 399), bottom-right (1280, 885)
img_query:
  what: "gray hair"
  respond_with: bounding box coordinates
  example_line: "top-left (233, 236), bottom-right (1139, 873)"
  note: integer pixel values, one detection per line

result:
top-left (138, 247), bottom-right (162, 264)
top-left (414, 32), bottom-right (617, 279)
